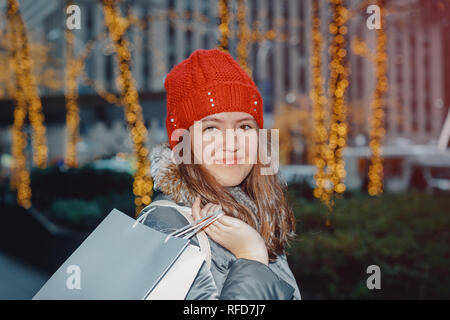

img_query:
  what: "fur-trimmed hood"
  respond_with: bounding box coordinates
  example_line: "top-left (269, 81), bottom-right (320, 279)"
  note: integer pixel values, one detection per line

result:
top-left (149, 142), bottom-right (258, 215)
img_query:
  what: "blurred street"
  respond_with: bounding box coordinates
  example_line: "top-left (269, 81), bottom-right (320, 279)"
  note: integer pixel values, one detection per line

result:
top-left (0, 252), bottom-right (47, 300)
top-left (0, 0), bottom-right (449, 299)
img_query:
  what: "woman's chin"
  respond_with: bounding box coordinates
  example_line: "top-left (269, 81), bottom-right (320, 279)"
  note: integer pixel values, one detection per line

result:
top-left (212, 165), bottom-right (251, 187)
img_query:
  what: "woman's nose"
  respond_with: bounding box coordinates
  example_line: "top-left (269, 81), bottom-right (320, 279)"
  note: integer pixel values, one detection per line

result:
top-left (223, 129), bottom-right (239, 152)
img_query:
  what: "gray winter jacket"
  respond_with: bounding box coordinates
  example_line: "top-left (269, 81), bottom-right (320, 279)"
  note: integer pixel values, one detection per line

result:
top-left (138, 192), bottom-right (301, 300)
top-left (139, 142), bottom-right (302, 300)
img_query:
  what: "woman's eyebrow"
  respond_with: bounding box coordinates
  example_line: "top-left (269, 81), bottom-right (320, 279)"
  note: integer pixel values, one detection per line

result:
top-left (237, 117), bottom-right (257, 124)
top-left (202, 116), bottom-right (256, 124)
top-left (202, 117), bottom-right (223, 123)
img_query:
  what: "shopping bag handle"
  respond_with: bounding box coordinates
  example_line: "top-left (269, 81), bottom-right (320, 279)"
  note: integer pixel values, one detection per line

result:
top-left (168, 209), bottom-right (224, 240)
top-left (132, 206), bottom-right (158, 228)
top-left (133, 204), bottom-right (224, 243)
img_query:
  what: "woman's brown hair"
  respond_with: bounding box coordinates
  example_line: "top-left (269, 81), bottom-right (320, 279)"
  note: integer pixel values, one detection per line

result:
top-left (178, 129), bottom-right (296, 262)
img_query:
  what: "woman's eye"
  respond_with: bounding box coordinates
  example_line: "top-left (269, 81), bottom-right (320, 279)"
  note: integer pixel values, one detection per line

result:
top-left (204, 126), bottom-right (217, 132)
top-left (240, 124), bottom-right (252, 130)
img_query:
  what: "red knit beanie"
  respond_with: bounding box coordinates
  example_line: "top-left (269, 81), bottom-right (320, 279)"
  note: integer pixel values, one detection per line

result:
top-left (164, 49), bottom-right (264, 149)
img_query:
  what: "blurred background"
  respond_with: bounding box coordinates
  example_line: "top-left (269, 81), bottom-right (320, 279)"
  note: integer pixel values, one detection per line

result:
top-left (0, 0), bottom-right (449, 299)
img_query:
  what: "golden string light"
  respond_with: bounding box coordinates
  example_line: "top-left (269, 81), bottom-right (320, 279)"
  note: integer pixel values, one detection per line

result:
top-left (236, 0), bottom-right (251, 75)
top-left (64, 5), bottom-right (103, 168)
top-left (310, 0), bottom-right (350, 225)
top-left (9, 22), bottom-right (31, 208)
top-left (327, 0), bottom-right (350, 196)
top-left (273, 100), bottom-right (315, 165)
top-left (68, 31), bottom-right (121, 107)
top-left (64, 23), bottom-right (81, 168)
top-left (7, 5), bottom-right (29, 206)
top-left (368, 0), bottom-right (387, 195)
top-left (350, 2), bottom-right (388, 195)
top-left (310, 0), bottom-right (331, 209)
top-left (6, 0), bottom-right (52, 208)
top-left (218, 0), bottom-right (230, 51)
top-left (10, 91), bottom-right (31, 209)
top-left (102, 0), bottom-right (152, 215)
top-left (128, 5), bottom-right (288, 42)
top-left (7, 0), bottom-right (48, 170)
top-left (0, 25), bottom-right (15, 99)
top-left (80, 71), bottom-right (122, 106)
top-left (273, 104), bottom-right (295, 165)
top-left (0, 26), bottom-right (63, 100)
top-left (124, 4), bottom-right (310, 50)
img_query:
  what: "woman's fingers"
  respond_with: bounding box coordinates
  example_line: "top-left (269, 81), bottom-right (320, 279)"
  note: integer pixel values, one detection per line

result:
top-left (204, 223), bottom-right (223, 240)
top-left (192, 199), bottom-right (223, 230)
top-left (191, 197), bottom-right (201, 221)
top-left (191, 197), bottom-right (228, 227)
top-left (205, 221), bottom-right (233, 248)
top-left (198, 204), bottom-right (219, 230)
top-left (199, 203), bottom-right (212, 218)
top-left (200, 203), bottom-right (220, 224)
top-left (217, 214), bottom-right (238, 228)
top-left (203, 221), bottom-right (218, 236)
top-left (209, 204), bottom-right (221, 217)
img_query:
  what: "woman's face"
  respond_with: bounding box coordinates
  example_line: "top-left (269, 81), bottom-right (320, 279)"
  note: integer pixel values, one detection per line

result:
top-left (189, 112), bottom-right (259, 187)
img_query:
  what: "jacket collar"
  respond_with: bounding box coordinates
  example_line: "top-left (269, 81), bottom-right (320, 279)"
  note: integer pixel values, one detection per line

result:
top-left (149, 142), bottom-right (258, 215)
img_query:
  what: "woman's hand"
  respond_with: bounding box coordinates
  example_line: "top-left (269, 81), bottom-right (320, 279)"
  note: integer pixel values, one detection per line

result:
top-left (191, 197), bottom-right (269, 266)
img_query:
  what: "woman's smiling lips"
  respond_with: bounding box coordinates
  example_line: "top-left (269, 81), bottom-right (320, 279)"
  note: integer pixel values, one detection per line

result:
top-left (214, 156), bottom-right (244, 165)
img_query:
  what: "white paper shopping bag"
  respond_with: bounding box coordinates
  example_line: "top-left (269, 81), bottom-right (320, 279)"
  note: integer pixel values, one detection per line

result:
top-left (147, 244), bottom-right (205, 300)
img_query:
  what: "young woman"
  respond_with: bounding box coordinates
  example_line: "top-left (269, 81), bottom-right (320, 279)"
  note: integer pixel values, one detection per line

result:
top-left (138, 49), bottom-right (301, 300)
